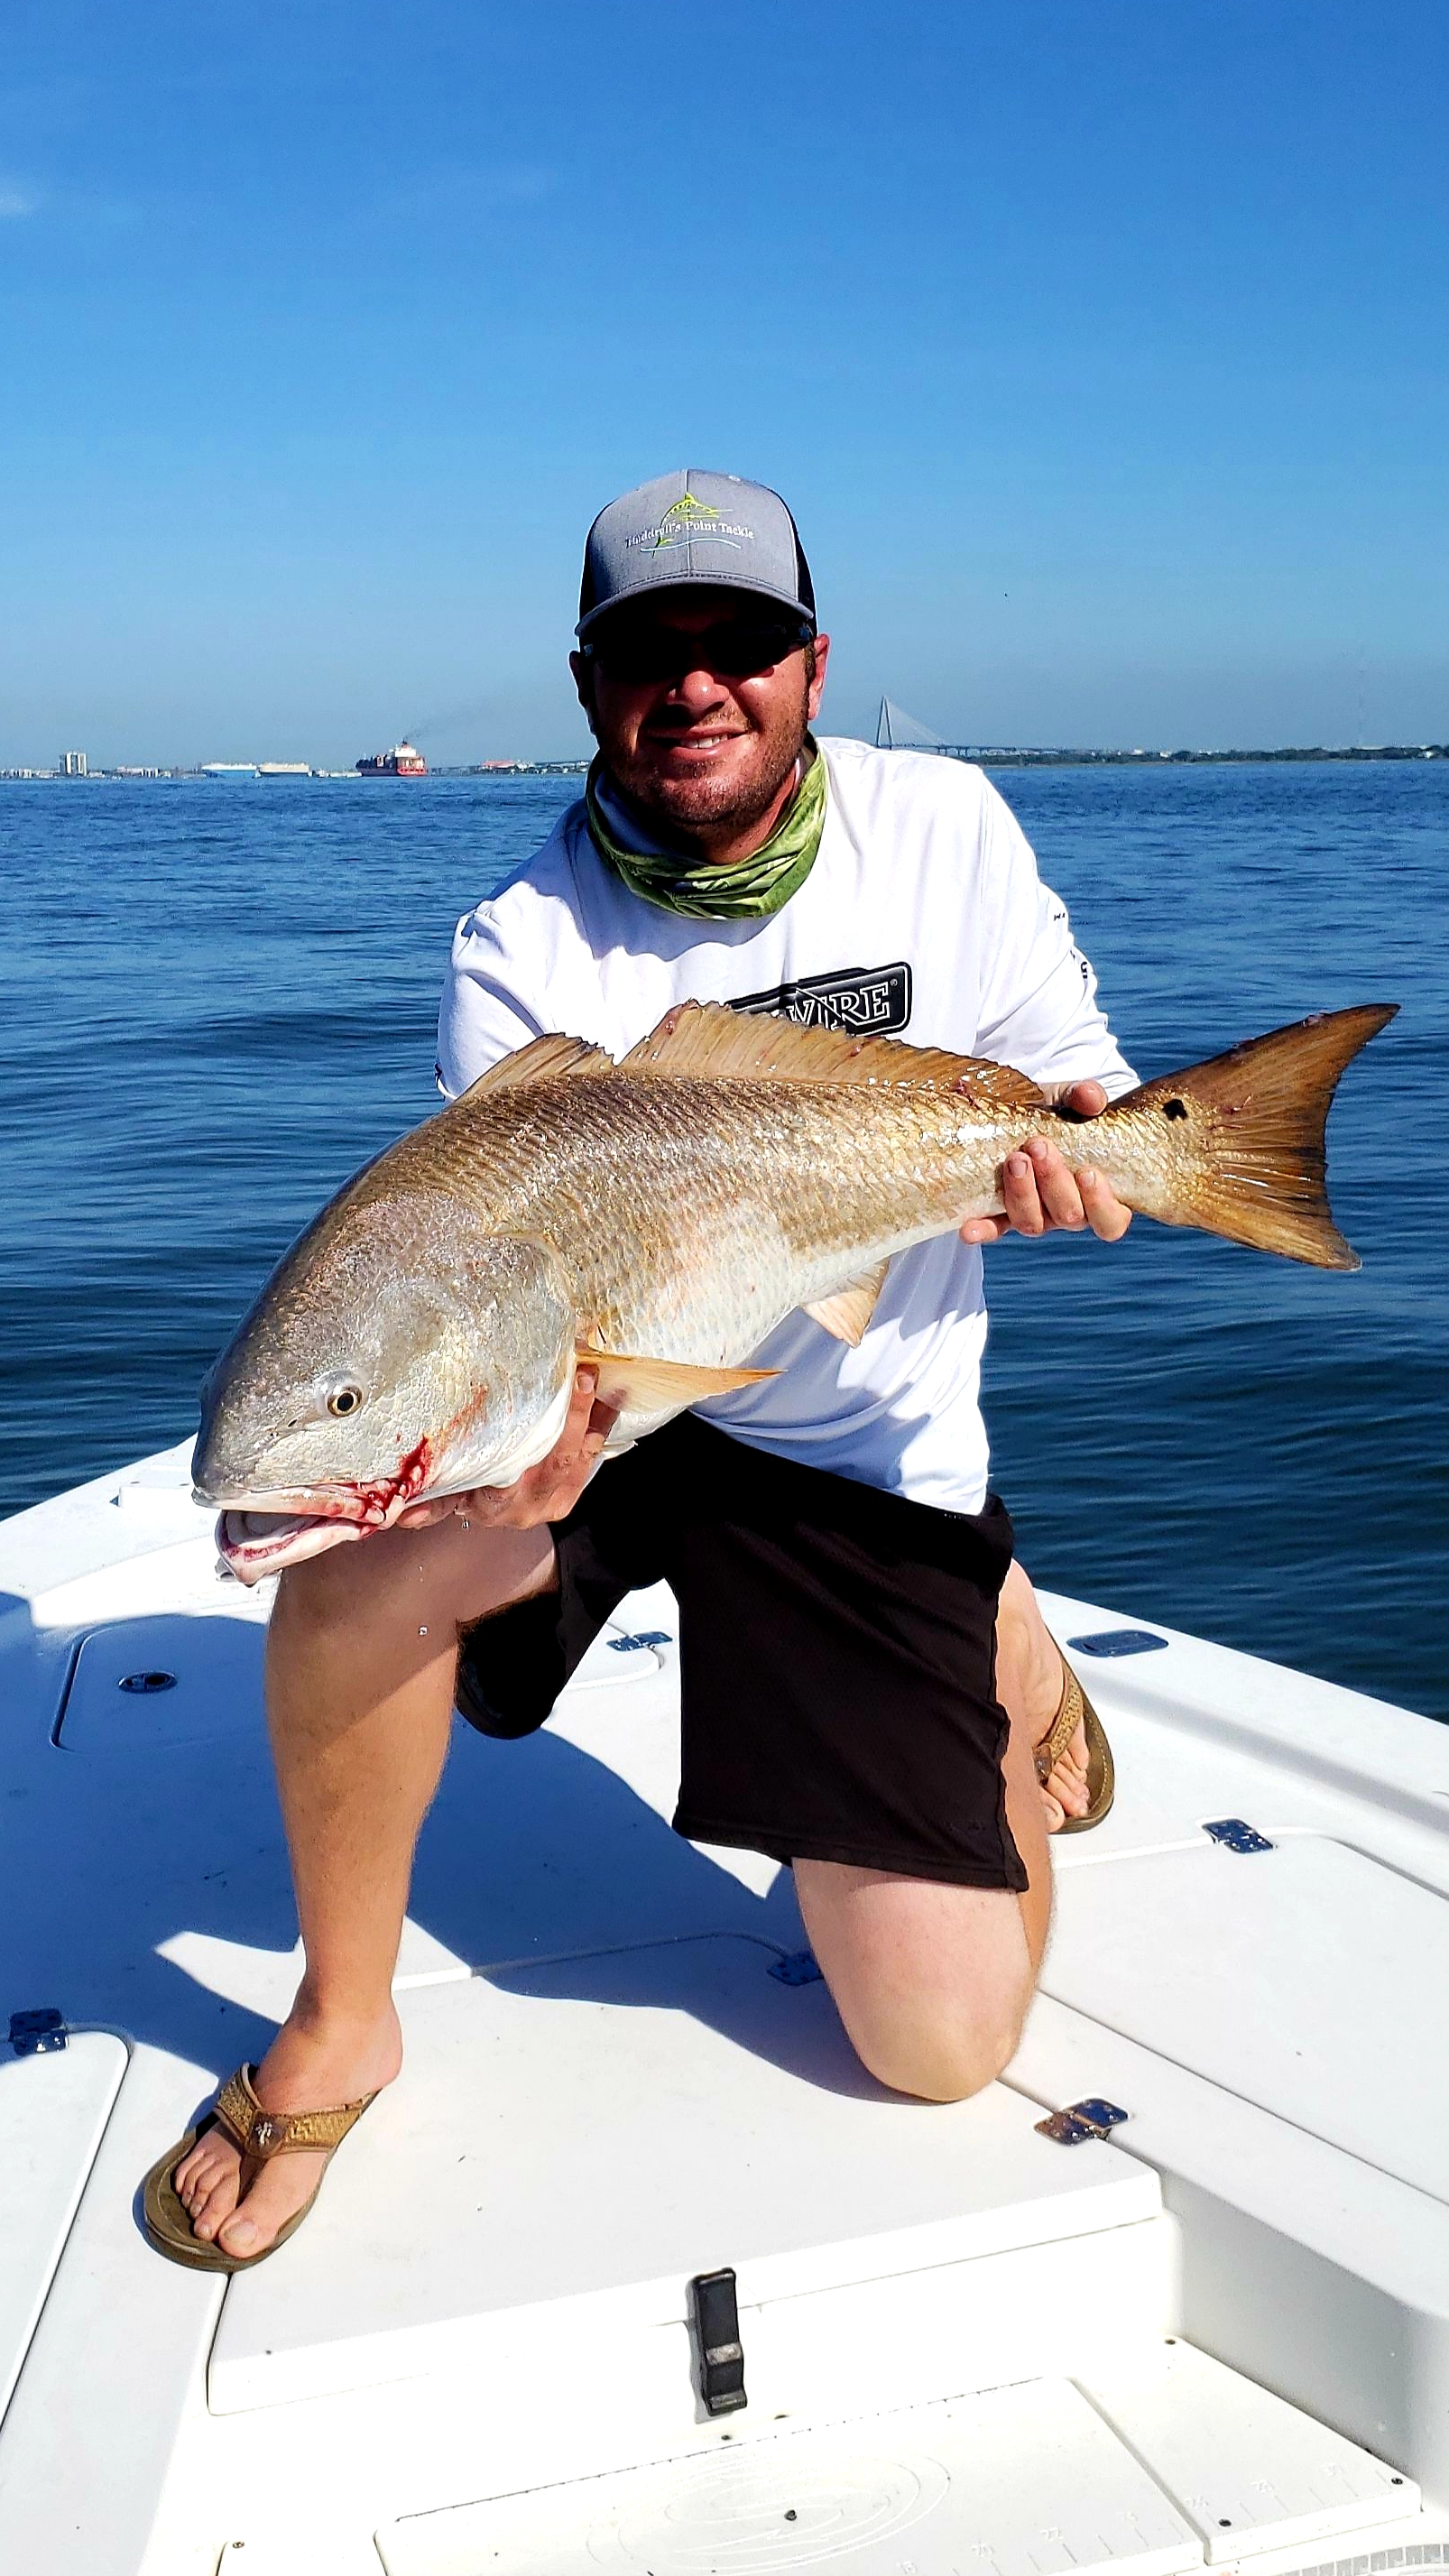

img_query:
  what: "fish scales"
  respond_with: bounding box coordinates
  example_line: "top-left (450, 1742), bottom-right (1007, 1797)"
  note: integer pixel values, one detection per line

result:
top-left (193, 999), bottom-right (1396, 1582)
top-left (343, 1071), bottom-right (1012, 1369)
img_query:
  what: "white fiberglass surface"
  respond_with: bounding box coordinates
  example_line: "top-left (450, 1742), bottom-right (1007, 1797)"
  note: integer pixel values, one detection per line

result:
top-left (0, 2034), bottom-right (126, 2419)
top-left (1041, 1837), bottom-right (1447, 2202)
top-left (210, 1947), bottom-right (1157, 2410)
top-left (377, 2377), bottom-right (1204, 2576)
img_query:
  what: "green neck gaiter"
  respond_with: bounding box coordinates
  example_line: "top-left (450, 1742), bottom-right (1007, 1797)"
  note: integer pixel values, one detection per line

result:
top-left (585, 742), bottom-right (827, 921)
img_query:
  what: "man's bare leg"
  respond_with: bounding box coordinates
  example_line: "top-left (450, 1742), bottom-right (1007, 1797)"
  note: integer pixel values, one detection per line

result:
top-left (173, 1511), bottom-right (553, 2255)
top-left (174, 1370), bottom-right (611, 2260)
top-left (173, 1363), bottom-right (1082, 2246)
top-left (796, 1641), bottom-right (1054, 2100)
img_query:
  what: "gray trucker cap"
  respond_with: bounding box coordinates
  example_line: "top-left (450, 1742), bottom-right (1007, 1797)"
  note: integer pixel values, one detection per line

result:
top-left (577, 468), bottom-right (817, 639)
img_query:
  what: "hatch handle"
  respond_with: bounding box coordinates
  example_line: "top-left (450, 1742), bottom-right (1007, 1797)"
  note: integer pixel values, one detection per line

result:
top-left (690, 2267), bottom-right (747, 2415)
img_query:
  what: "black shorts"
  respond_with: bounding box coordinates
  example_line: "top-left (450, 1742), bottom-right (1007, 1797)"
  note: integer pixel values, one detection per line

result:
top-left (455, 1414), bottom-right (1025, 1892)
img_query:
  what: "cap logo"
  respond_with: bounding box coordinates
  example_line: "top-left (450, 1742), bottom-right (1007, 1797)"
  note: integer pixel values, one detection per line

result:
top-left (655, 489), bottom-right (719, 544)
top-left (622, 488), bottom-right (756, 559)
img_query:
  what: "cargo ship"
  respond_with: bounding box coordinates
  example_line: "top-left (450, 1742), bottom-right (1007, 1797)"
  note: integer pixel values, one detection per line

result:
top-left (355, 739), bottom-right (427, 777)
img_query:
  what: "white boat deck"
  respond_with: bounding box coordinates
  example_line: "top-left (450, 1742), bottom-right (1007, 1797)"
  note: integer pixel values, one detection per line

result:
top-left (1, 1441), bottom-right (1445, 2576)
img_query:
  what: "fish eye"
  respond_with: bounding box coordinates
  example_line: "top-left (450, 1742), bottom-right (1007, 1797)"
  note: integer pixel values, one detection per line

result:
top-left (327, 1383), bottom-right (365, 1417)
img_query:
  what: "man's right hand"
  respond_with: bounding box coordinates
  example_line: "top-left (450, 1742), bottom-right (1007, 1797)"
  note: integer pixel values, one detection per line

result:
top-left (394, 1368), bottom-right (618, 1535)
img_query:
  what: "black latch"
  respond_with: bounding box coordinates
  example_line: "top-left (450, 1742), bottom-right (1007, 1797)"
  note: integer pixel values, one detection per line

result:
top-left (9, 2008), bottom-right (67, 2057)
top-left (690, 2267), bottom-right (747, 2414)
top-left (1203, 1818), bottom-right (1275, 1853)
top-left (1035, 2097), bottom-right (1129, 2145)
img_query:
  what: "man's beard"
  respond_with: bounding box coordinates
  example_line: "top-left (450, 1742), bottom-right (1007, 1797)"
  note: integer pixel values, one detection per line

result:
top-left (608, 684), bottom-right (810, 847)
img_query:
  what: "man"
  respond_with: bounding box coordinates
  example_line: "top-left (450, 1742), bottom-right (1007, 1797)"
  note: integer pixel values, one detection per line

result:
top-left (162, 470), bottom-right (1133, 2267)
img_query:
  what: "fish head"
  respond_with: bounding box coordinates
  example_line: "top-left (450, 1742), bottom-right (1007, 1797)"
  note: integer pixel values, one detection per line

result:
top-left (193, 1191), bottom-right (578, 1582)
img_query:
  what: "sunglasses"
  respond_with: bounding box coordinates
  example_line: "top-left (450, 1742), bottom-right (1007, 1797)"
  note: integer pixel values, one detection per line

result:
top-left (583, 614), bottom-right (814, 686)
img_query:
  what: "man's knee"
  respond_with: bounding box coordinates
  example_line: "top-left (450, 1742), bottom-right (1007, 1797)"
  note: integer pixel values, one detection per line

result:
top-left (840, 1994), bottom-right (1027, 2103)
top-left (795, 1860), bottom-right (1036, 2102)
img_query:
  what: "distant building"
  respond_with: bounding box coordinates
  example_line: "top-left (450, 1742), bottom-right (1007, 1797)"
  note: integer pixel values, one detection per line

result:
top-left (60, 750), bottom-right (88, 777)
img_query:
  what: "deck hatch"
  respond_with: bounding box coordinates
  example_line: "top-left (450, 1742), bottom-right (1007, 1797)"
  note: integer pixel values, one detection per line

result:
top-left (1042, 1837), bottom-right (1448, 2202)
top-left (376, 2377), bottom-right (1204, 2576)
top-left (210, 1943), bottom-right (1161, 2413)
top-left (0, 2032), bottom-right (127, 2428)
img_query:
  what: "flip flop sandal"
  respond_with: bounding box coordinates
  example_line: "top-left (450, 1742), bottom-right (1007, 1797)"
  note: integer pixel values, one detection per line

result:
top-left (1034, 1644), bottom-right (1115, 1833)
top-left (142, 2063), bottom-right (377, 2273)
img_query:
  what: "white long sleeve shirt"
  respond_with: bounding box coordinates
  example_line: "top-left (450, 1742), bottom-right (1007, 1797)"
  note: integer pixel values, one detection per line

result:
top-left (437, 736), bottom-right (1134, 1513)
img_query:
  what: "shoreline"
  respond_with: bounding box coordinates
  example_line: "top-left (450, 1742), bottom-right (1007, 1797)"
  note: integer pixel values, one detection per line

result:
top-left (2, 743), bottom-right (1444, 782)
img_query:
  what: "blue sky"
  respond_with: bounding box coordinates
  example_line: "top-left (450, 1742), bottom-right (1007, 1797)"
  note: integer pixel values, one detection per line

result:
top-left (3, 0), bottom-right (1445, 762)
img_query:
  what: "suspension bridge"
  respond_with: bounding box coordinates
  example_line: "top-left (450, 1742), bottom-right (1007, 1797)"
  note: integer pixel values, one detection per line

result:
top-left (875, 697), bottom-right (979, 759)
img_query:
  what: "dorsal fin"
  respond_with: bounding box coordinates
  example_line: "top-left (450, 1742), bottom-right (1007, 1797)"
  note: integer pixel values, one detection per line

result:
top-left (620, 999), bottom-right (1045, 1104)
top-left (459, 1034), bottom-right (615, 1100)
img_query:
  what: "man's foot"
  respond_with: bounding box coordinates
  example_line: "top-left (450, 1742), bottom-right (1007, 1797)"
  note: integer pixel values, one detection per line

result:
top-left (1036, 1686), bottom-right (1092, 1830)
top-left (172, 2001), bottom-right (402, 2260)
top-left (1026, 1648), bottom-right (1092, 1831)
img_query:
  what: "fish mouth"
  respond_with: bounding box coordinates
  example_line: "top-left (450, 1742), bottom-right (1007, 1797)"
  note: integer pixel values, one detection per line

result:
top-left (213, 1505), bottom-right (377, 1583)
top-left (203, 1444), bottom-right (434, 1585)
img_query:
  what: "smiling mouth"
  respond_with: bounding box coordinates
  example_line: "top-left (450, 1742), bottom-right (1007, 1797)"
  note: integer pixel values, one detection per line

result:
top-left (645, 728), bottom-right (750, 752)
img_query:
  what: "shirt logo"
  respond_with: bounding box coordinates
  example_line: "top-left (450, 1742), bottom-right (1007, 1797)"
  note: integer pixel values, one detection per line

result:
top-left (731, 962), bottom-right (913, 1035)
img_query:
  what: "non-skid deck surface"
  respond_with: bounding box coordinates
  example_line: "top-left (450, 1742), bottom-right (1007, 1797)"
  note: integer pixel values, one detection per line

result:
top-left (376, 2354), bottom-right (1415, 2576)
top-left (380, 2379), bottom-right (1205, 2576)
top-left (210, 1945), bottom-right (1158, 2411)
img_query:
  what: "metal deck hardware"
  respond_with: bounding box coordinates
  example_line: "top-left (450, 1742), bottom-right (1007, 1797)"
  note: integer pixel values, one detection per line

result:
top-left (689, 2267), bottom-right (747, 2415)
top-left (1067, 1630), bottom-right (1168, 1657)
top-left (606, 1631), bottom-right (672, 1653)
top-left (1203, 1817), bottom-right (1276, 1852)
top-left (1035, 2097), bottom-right (1130, 2145)
top-left (767, 1950), bottom-right (824, 1986)
top-left (9, 2007), bottom-right (67, 2057)
top-left (120, 1669), bottom-right (178, 1694)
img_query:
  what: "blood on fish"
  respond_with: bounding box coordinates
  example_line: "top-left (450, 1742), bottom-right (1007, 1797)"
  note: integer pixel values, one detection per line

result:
top-left (340, 1437), bottom-right (434, 1526)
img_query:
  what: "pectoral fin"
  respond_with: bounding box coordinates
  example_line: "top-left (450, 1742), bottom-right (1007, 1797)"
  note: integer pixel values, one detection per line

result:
top-left (802, 1260), bottom-right (890, 1345)
top-left (576, 1345), bottom-right (779, 1413)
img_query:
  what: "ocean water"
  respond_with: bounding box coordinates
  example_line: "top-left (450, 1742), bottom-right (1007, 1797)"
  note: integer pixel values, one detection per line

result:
top-left (0, 762), bottom-right (1444, 1719)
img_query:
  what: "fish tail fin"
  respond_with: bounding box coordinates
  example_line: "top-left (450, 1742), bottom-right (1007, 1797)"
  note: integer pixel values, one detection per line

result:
top-left (1111, 1003), bottom-right (1397, 1269)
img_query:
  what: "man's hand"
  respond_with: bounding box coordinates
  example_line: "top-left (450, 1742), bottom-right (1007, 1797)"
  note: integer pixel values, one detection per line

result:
top-left (960, 1078), bottom-right (1133, 1247)
top-left (394, 1368), bottom-right (619, 1534)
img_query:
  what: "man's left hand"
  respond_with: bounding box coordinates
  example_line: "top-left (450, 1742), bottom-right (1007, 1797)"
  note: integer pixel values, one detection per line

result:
top-left (960, 1079), bottom-right (1133, 1246)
